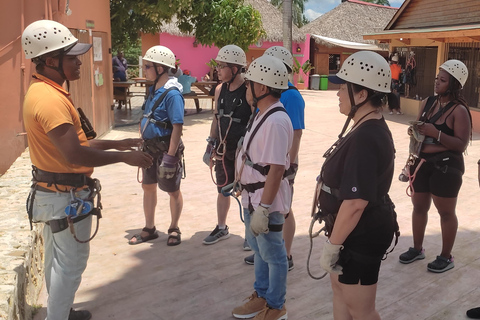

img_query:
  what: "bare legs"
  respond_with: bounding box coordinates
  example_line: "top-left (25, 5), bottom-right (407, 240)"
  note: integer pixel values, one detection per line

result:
top-left (129, 183), bottom-right (183, 244)
top-left (283, 209), bottom-right (296, 257)
top-left (410, 192), bottom-right (458, 258)
top-left (217, 193), bottom-right (230, 227)
top-left (330, 275), bottom-right (380, 320)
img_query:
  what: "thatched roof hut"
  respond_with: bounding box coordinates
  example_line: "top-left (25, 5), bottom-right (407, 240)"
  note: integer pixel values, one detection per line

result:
top-left (244, 0), bottom-right (305, 42)
top-left (300, 0), bottom-right (396, 47)
top-left (159, 0), bottom-right (305, 42)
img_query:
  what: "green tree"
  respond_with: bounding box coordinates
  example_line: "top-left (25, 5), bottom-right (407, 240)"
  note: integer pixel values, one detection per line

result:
top-left (110, 0), bottom-right (265, 51)
top-left (362, 0), bottom-right (391, 5)
top-left (271, 0), bottom-right (308, 27)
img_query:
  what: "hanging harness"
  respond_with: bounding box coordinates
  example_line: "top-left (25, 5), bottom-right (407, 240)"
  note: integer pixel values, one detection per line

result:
top-left (402, 96), bottom-right (457, 196)
top-left (26, 166), bottom-right (103, 243)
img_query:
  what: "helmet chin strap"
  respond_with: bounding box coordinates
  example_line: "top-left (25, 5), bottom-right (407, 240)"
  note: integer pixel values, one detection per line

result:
top-left (152, 64), bottom-right (168, 89)
top-left (250, 83), bottom-right (271, 109)
top-left (227, 65), bottom-right (242, 89)
top-left (338, 83), bottom-right (369, 138)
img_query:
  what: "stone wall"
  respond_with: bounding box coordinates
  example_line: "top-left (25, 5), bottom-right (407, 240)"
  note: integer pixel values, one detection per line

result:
top-left (0, 149), bottom-right (44, 320)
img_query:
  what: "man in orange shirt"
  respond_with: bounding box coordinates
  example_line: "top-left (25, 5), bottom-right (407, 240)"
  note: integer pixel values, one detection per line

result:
top-left (389, 54), bottom-right (403, 114)
top-left (22, 20), bottom-right (152, 320)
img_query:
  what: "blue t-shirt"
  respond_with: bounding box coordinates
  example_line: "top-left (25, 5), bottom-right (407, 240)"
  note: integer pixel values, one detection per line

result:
top-left (177, 75), bottom-right (197, 94)
top-left (281, 81), bottom-right (305, 130)
top-left (141, 86), bottom-right (184, 139)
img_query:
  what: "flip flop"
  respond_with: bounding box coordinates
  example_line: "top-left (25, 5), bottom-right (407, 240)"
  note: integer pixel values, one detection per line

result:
top-left (167, 227), bottom-right (181, 246)
top-left (128, 226), bottom-right (159, 245)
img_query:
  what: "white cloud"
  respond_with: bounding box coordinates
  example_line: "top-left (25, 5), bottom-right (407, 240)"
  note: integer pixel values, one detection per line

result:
top-left (304, 9), bottom-right (322, 21)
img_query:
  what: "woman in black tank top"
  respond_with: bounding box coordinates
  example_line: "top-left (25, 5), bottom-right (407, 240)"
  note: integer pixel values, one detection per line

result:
top-left (399, 60), bottom-right (472, 273)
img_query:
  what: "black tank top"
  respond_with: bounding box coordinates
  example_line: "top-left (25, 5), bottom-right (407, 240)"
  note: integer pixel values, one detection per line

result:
top-left (217, 82), bottom-right (252, 150)
top-left (432, 105), bottom-right (457, 137)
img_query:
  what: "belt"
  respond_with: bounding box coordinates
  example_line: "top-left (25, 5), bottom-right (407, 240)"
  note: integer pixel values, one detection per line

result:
top-left (46, 213), bottom-right (91, 233)
top-left (321, 183), bottom-right (341, 198)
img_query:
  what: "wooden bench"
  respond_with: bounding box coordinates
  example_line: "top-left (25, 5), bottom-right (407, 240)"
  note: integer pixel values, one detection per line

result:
top-left (184, 93), bottom-right (215, 111)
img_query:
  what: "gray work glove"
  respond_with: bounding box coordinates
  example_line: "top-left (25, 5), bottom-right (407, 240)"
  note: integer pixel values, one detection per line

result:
top-left (158, 153), bottom-right (179, 179)
top-left (203, 141), bottom-right (214, 166)
top-left (250, 206), bottom-right (270, 237)
top-left (320, 241), bottom-right (344, 275)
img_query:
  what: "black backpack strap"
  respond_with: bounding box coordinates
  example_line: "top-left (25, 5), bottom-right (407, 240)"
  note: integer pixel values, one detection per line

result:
top-left (245, 107), bottom-right (287, 152)
top-left (150, 87), bottom-right (179, 115)
top-left (420, 96), bottom-right (456, 124)
top-left (146, 87), bottom-right (179, 130)
top-left (287, 85), bottom-right (298, 91)
top-left (419, 96), bottom-right (436, 122)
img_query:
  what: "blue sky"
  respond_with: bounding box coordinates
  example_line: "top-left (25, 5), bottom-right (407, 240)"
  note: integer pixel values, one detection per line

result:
top-left (304, 0), bottom-right (406, 21)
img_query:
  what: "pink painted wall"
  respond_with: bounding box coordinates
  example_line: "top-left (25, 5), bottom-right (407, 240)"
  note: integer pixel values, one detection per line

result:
top-left (159, 32), bottom-right (311, 86)
top-left (160, 33), bottom-right (218, 81)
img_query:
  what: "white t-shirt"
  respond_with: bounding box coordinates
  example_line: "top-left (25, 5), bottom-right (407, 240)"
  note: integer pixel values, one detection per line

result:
top-left (236, 101), bottom-right (294, 214)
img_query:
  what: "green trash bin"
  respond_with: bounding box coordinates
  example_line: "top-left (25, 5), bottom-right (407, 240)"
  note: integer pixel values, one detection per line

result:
top-left (320, 75), bottom-right (328, 90)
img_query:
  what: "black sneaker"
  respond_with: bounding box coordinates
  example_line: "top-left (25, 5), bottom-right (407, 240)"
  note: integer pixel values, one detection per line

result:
top-left (467, 307), bottom-right (480, 319)
top-left (399, 247), bottom-right (425, 264)
top-left (427, 255), bottom-right (454, 273)
top-left (244, 254), bottom-right (255, 265)
top-left (69, 309), bottom-right (92, 320)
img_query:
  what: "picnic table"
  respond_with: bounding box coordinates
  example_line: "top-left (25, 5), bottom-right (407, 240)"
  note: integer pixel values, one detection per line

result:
top-left (113, 80), bottom-right (135, 109)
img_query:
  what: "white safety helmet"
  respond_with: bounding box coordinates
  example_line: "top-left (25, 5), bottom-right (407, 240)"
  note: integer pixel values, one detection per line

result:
top-left (264, 46), bottom-right (293, 72)
top-left (22, 20), bottom-right (90, 59)
top-left (143, 45), bottom-right (176, 69)
top-left (391, 54), bottom-right (399, 62)
top-left (329, 51), bottom-right (391, 93)
top-left (245, 56), bottom-right (288, 90)
top-left (439, 59), bottom-right (468, 88)
top-left (215, 45), bottom-right (247, 66)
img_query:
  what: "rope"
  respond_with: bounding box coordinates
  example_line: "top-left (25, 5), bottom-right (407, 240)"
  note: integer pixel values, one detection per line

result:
top-left (406, 158), bottom-right (426, 197)
top-left (307, 216), bottom-right (328, 280)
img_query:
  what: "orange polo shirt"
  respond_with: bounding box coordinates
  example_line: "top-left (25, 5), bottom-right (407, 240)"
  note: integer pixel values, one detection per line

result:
top-left (23, 73), bottom-right (93, 190)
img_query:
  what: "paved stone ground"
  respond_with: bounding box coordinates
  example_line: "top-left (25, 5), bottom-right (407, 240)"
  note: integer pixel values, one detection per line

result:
top-left (12, 89), bottom-right (480, 319)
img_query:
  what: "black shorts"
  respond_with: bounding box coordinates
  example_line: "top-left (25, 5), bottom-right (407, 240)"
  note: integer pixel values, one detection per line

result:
top-left (143, 141), bottom-right (184, 193)
top-left (337, 204), bottom-right (395, 285)
top-left (411, 151), bottom-right (464, 198)
top-left (215, 148), bottom-right (236, 193)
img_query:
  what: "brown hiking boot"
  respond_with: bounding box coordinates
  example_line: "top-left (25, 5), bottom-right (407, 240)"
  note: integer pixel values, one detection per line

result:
top-left (232, 291), bottom-right (267, 319)
top-left (253, 305), bottom-right (287, 320)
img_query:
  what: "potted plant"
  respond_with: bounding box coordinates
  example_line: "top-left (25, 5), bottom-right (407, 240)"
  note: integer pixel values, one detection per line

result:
top-left (292, 57), bottom-right (305, 89)
top-left (301, 60), bottom-right (314, 79)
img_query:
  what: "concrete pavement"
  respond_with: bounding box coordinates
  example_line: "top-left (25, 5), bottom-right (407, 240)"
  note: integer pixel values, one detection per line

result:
top-left (28, 89), bottom-right (480, 320)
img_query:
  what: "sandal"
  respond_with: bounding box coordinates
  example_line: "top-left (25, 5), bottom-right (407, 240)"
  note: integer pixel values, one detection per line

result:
top-left (128, 226), bottom-right (159, 245)
top-left (167, 227), bottom-right (182, 246)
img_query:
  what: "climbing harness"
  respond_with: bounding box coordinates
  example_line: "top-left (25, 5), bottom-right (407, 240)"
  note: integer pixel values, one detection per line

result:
top-left (209, 83), bottom-right (248, 187)
top-left (26, 166), bottom-right (103, 243)
top-left (307, 115), bottom-right (399, 280)
top-left (137, 87), bottom-right (186, 183)
top-left (400, 96), bottom-right (456, 196)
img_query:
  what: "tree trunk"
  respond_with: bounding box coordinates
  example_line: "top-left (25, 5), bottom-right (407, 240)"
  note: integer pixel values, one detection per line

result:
top-left (283, 0), bottom-right (293, 54)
